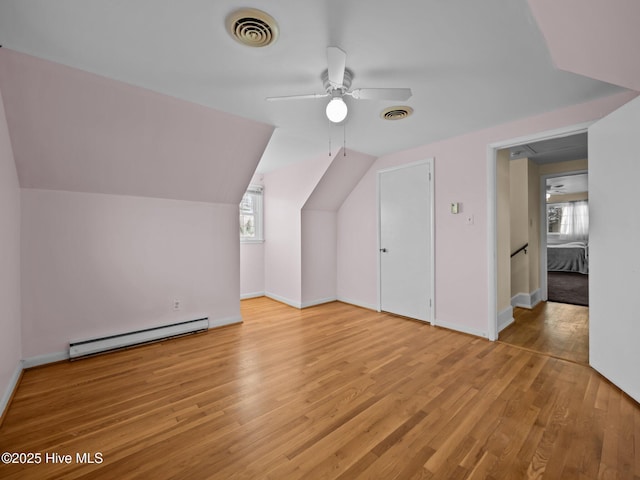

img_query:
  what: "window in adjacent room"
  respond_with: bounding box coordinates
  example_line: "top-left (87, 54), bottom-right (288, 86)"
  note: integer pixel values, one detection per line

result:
top-left (547, 200), bottom-right (589, 241)
top-left (240, 185), bottom-right (263, 242)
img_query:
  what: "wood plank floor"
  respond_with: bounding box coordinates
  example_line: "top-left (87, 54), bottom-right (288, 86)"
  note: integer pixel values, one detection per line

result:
top-left (499, 302), bottom-right (589, 365)
top-left (1, 297), bottom-right (638, 479)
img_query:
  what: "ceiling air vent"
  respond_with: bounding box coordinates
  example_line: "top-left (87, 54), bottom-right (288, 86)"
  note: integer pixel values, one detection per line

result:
top-left (381, 106), bottom-right (414, 121)
top-left (226, 8), bottom-right (279, 47)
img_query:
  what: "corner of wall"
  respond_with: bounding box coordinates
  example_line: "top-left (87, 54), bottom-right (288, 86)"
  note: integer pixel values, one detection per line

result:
top-left (498, 305), bottom-right (515, 332)
top-left (0, 81), bottom-right (23, 421)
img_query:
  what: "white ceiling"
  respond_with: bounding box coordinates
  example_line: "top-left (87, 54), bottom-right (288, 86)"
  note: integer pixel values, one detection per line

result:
top-left (547, 173), bottom-right (588, 195)
top-left (0, 0), bottom-right (627, 173)
top-left (510, 132), bottom-right (588, 164)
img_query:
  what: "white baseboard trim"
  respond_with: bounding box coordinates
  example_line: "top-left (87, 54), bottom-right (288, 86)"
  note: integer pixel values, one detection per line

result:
top-left (240, 291), bottom-right (265, 300)
top-left (336, 296), bottom-right (378, 311)
top-left (22, 351), bottom-right (69, 369)
top-left (241, 292), bottom-right (381, 312)
top-left (531, 289), bottom-right (542, 308)
top-left (511, 289), bottom-right (542, 309)
top-left (264, 292), bottom-right (302, 309)
top-left (498, 306), bottom-right (515, 332)
top-left (208, 315), bottom-right (242, 329)
top-left (265, 293), bottom-right (374, 310)
top-left (432, 318), bottom-right (489, 339)
top-left (1, 361), bottom-right (23, 421)
top-left (300, 297), bottom-right (337, 308)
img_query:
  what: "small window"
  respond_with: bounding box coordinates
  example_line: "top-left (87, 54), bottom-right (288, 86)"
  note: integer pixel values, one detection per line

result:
top-left (547, 204), bottom-right (563, 233)
top-left (240, 185), bottom-right (263, 242)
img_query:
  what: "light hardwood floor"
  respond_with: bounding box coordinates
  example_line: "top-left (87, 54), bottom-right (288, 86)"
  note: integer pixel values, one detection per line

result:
top-left (499, 302), bottom-right (589, 365)
top-left (0, 297), bottom-right (637, 479)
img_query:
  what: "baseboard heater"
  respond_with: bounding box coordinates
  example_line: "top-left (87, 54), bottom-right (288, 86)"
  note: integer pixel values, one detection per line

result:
top-left (69, 317), bottom-right (209, 360)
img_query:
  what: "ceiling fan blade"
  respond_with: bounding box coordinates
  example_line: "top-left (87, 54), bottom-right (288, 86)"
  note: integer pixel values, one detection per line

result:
top-left (266, 93), bottom-right (329, 101)
top-left (327, 46), bottom-right (347, 88)
top-left (348, 88), bottom-right (412, 101)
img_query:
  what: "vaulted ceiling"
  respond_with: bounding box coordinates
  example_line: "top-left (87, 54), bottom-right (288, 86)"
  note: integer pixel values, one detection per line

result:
top-left (0, 0), bottom-right (637, 179)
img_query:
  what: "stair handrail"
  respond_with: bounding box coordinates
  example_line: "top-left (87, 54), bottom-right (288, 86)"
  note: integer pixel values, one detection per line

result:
top-left (511, 243), bottom-right (528, 258)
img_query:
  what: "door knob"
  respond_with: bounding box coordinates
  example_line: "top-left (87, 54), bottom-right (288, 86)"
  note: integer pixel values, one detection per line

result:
top-left (380, 248), bottom-right (387, 253)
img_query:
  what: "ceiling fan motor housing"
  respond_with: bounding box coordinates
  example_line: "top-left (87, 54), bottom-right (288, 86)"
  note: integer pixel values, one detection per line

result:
top-left (322, 68), bottom-right (353, 93)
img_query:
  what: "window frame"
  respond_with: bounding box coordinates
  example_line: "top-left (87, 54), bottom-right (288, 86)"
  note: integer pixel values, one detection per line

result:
top-left (547, 200), bottom-right (589, 238)
top-left (239, 185), bottom-right (264, 243)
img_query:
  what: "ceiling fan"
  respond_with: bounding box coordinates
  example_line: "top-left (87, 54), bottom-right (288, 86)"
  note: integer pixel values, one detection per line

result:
top-left (266, 46), bottom-right (412, 123)
top-left (547, 183), bottom-right (566, 194)
top-left (546, 183), bottom-right (566, 200)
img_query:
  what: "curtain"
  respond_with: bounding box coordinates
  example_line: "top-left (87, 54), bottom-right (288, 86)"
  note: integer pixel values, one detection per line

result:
top-left (560, 200), bottom-right (589, 242)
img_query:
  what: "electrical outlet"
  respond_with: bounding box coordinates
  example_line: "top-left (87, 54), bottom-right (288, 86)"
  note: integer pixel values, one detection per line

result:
top-left (173, 300), bottom-right (181, 311)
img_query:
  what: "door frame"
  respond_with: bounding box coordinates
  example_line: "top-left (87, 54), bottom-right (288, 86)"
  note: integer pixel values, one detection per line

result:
top-left (539, 169), bottom-right (588, 301)
top-left (376, 158), bottom-right (435, 324)
top-left (486, 123), bottom-right (592, 340)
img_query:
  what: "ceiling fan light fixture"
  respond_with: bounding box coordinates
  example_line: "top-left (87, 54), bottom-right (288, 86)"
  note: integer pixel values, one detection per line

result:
top-left (326, 97), bottom-right (348, 123)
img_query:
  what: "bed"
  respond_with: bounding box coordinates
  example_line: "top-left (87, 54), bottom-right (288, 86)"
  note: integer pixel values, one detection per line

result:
top-left (547, 240), bottom-right (588, 274)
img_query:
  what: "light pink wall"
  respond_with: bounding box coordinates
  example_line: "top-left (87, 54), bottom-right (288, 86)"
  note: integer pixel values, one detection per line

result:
top-left (0, 48), bottom-right (271, 362)
top-left (301, 210), bottom-right (337, 306)
top-left (263, 155), bottom-right (332, 306)
top-left (0, 49), bottom-right (273, 204)
top-left (303, 149), bottom-right (376, 211)
top-left (299, 149), bottom-right (375, 306)
top-left (528, 0), bottom-right (640, 91)
top-left (336, 170), bottom-right (379, 310)
top-left (21, 189), bottom-right (240, 358)
top-left (337, 90), bottom-right (637, 334)
top-left (240, 243), bottom-right (265, 298)
top-left (0, 85), bottom-right (22, 407)
top-left (264, 149), bottom-right (374, 308)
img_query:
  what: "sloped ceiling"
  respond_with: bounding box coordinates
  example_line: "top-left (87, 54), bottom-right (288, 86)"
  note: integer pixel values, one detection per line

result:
top-left (0, 0), bottom-right (628, 175)
top-left (528, 0), bottom-right (640, 91)
top-left (303, 149), bottom-right (376, 211)
top-left (0, 49), bottom-right (274, 204)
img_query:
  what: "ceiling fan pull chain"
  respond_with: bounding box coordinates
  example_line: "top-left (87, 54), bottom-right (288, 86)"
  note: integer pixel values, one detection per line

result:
top-left (343, 123), bottom-right (347, 156)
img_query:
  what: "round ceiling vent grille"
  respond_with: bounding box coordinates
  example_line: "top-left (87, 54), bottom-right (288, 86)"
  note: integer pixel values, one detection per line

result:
top-left (381, 106), bottom-right (414, 120)
top-left (226, 8), bottom-right (279, 47)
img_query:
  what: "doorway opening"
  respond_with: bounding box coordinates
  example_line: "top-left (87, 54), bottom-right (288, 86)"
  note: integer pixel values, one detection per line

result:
top-left (544, 172), bottom-right (589, 306)
top-left (488, 126), bottom-right (590, 363)
top-left (501, 168), bottom-right (590, 365)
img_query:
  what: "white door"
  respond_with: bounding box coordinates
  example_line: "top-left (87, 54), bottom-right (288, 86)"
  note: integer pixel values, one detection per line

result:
top-left (379, 160), bottom-right (433, 322)
top-left (588, 96), bottom-right (640, 403)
